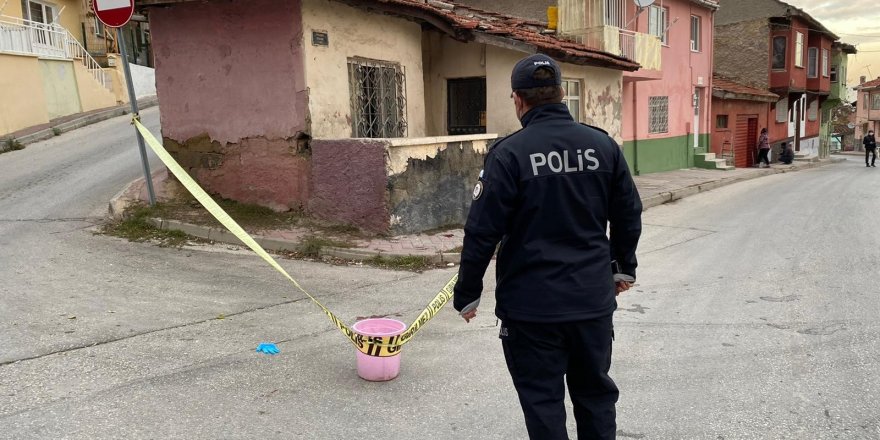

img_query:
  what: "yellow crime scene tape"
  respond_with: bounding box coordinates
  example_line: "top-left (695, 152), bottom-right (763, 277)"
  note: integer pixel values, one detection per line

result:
top-left (132, 118), bottom-right (458, 357)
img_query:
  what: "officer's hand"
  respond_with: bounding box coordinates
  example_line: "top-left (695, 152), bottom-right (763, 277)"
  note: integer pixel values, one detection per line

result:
top-left (461, 309), bottom-right (477, 323)
top-left (615, 281), bottom-right (633, 296)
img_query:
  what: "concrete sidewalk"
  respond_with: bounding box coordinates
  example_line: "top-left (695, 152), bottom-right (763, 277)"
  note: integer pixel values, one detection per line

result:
top-left (111, 157), bottom-right (842, 263)
top-left (1, 96), bottom-right (158, 146)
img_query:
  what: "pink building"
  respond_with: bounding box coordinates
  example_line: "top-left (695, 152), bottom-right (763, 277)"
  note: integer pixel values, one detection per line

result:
top-left (855, 77), bottom-right (880, 147)
top-left (622, 0), bottom-right (720, 173)
top-left (556, 0), bottom-right (720, 174)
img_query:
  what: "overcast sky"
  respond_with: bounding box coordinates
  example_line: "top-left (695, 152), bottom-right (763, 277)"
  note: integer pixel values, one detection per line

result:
top-left (782, 0), bottom-right (880, 89)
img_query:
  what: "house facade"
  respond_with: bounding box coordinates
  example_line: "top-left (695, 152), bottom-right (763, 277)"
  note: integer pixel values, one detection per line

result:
top-left (0, 0), bottom-right (118, 136)
top-left (855, 77), bottom-right (880, 148)
top-left (710, 76), bottom-right (778, 168)
top-left (141, 0), bottom-right (638, 234)
top-left (715, 0), bottom-right (838, 161)
top-left (819, 42), bottom-right (856, 157)
top-left (557, 0), bottom-right (720, 174)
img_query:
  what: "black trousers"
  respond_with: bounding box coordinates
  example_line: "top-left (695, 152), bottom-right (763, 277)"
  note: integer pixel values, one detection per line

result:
top-left (867, 147), bottom-right (876, 166)
top-left (500, 315), bottom-right (618, 440)
top-left (757, 148), bottom-right (770, 166)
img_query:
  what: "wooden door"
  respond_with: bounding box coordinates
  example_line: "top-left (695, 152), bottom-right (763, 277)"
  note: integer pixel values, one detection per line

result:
top-left (746, 118), bottom-right (758, 167)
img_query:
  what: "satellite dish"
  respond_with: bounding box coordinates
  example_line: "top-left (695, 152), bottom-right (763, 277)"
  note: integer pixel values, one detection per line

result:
top-left (634, 0), bottom-right (656, 8)
top-left (847, 123), bottom-right (856, 129)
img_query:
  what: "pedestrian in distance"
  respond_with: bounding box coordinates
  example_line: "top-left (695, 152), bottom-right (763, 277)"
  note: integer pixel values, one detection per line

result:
top-left (864, 130), bottom-right (877, 167)
top-left (757, 128), bottom-right (771, 168)
top-left (779, 142), bottom-right (794, 165)
top-left (453, 54), bottom-right (643, 440)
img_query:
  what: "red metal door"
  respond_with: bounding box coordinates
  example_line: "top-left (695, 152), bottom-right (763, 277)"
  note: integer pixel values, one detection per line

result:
top-left (734, 115), bottom-right (760, 168)
top-left (746, 117), bottom-right (758, 167)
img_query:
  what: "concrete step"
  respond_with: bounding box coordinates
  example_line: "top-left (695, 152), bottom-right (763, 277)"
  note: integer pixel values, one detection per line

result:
top-left (702, 152), bottom-right (717, 161)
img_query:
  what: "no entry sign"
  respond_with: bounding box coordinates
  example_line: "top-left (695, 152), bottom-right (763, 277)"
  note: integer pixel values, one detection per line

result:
top-left (93, 0), bottom-right (134, 28)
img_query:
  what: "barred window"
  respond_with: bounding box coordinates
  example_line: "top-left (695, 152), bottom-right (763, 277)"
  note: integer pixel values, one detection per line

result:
top-left (347, 58), bottom-right (407, 138)
top-left (648, 96), bottom-right (669, 134)
top-left (808, 98), bottom-right (818, 121)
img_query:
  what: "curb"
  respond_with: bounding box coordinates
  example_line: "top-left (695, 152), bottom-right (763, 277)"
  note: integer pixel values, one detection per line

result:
top-left (143, 217), bottom-right (461, 265)
top-left (110, 157), bottom-right (841, 263)
top-left (640, 159), bottom-right (836, 210)
top-left (6, 96), bottom-right (158, 146)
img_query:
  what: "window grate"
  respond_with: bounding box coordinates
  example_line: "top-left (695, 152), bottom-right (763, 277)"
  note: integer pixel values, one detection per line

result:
top-left (347, 58), bottom-right (407, 138)
top-left (649, 96), bottom-right (668, 134)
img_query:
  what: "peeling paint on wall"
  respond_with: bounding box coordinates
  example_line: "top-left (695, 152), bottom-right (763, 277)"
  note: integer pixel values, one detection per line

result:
top-left (388, 141), bottom-right (486, 235)
top-left (164, 134), bottom-right (312, 212)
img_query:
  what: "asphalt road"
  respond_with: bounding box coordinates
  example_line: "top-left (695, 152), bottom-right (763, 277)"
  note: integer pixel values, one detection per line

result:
top-left (0, 119), bottom-right (878, 439)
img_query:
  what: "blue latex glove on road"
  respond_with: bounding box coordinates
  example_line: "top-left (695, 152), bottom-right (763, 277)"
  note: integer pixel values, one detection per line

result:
top-left (256, 343), bottom-right (280, 355)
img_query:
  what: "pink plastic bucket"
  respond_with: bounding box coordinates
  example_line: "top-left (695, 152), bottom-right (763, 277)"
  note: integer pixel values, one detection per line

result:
top-left (352, 318), bottom-right (406, 381)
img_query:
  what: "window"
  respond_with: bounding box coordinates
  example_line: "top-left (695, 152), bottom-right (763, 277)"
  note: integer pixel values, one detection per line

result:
top-left (808, 98), bottom-right (818, 121)
top-left (822, 49), bottom-right (829, 77)
top-left (347, 58), bottom-right (407, 138)
top-left (865, 94), bottom-right (870, 110)
top-left (689, 15), bottom-right (701, 52)
top-left (648, 6), bottom-right (668, 45)
top-left (776, 97), bottom-right (788, 123)
top-left (794, 32), bottom-right (804, 68)
top-left (447, 78), bottom-right (486, 135)
top-left (562, 79), bottom-right (582, 122)
top-left (649, 96), bottom-right (669, 134)
top-left (873, 94), bottom-right (880, 110)
top-left (716, 115), bottom-right (729, 129)
top-left (23, 0), bottom-right (55, 25)
top-left (830, 65), bottom-right (838, 83)
top-left (807, 47), bottom-right (818, 78)
top-left (772, 36), bottom-right (787, 70)
top-left (94, 16), bottom-right (104, 37)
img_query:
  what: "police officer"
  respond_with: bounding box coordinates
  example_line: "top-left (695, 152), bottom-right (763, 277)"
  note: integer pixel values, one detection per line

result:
top-left (454, 54), bottom-right (642, 439)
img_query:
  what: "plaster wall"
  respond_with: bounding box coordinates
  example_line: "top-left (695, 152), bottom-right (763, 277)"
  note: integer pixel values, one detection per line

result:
top-left (0, 53), bottom-right (49, 135)
top-left (302, 0), bottom-right (426, 138)
top-left (623, 0), bottom-right (714, 142)
top-left (484, 45), bottom-right (623, 142)
top-left (39, 59), bottom-right (81, 119)
top-left (150, 0), bottom-right (308, 144)
top-left (386, 134), bottom-right (495, 176)
top-left (149, 0), bottom-right (311, 210)
top-left (73, 60), bottom-right (116, 112)
top-left (421, 33), bottom-right (486, 136)
top-left (310, 139), bottom-right (389, 233)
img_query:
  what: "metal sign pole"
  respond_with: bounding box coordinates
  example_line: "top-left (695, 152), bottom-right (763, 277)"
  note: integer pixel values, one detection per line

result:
top-left (117, 27), bottom-right (156, 206)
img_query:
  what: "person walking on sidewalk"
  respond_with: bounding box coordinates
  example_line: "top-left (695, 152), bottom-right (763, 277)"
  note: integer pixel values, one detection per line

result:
top-left (757, 128), bottom-right (771, 168)
top-left (864, 130), bottom-right (877, 167)
top-left (453, 54), bottom-right (643, 440)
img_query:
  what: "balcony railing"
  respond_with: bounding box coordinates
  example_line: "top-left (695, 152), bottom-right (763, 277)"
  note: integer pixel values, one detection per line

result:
top-left (0, 16), bottom-right (110, 91)
top-left (619, 29), bottom-right (636, 62)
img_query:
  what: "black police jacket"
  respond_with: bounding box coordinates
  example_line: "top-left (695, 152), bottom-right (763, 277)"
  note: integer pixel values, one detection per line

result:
top-left (453, 103), bottom-right (642, 323)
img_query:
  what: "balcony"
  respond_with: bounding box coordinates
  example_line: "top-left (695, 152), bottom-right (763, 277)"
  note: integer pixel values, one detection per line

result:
top-left (557, 0), bottom-right (661, 73)
top-left (0, 15), bottom-right (110, 90)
